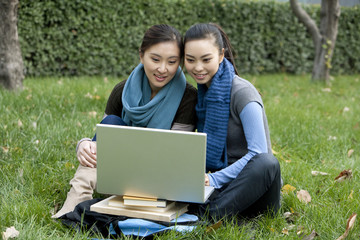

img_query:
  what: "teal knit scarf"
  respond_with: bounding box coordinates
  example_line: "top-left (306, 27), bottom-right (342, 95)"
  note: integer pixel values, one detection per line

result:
top-left (121, 63), bottom-right (186, 129)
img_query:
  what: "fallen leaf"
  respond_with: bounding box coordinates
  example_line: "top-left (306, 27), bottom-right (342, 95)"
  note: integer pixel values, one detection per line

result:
top-left (104, 77), bottom-right (109, 83)
top-left (336, 213), bottom-right (357, 240)
top-left (94, 95), bottom-right (101, 100)
top-left (322, 88), bottom-right (331, 92)
top-left (282, 228), bottom-right (289, 235)
top-left (347, 149), bottom-right (354, 158)
top-left (57, 80), bottom-right (63, 85)
top-left (284, 211), bottom-right (300, 223)
top-left (2, 226), bottom-right (20, 240)
top-left (328, 136), bottom-right (337, 141)
top-left (284, 212), bottom-right (292, 218)
top-left (335, 169), bottom-right (352, 182)
top-left (311, 171), bottom-right (329, 176)
top-left (300, 230), bottom-right (318, 240)
top-left (17, 119), bottom-right (23, 128)
top-left (271, 148), bottom-right (278, 154)
top-left (26, 94), bottom-right (32, 100)
top-left (297, 190), bottom-right (311, 204)
top-left (84, 92), bottom-right (92, 99)
top-left (76, 121), bottom-right (82, 127)
top-left (348, 190), bottom-right (354, 199)
top-left (282, 184), bottom-right (296, 194)
top-left (343, 107), bottom-right (350, 112)
top-left (346, 213), bottom-right (357, 230)
top-left (285, 159), bottom-right (292, 163)
top-left (205, 220), bottom-right (222, 233)
top-left (88, 111), bottom-right (97, 118)
top-left (2, 146), bottom-right (9, 153)
top-left (296, 225), bottom-right (305, 235)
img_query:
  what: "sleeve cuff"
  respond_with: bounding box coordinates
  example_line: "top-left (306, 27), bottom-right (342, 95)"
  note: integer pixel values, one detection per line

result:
top-left (76, 138), bottom-right (92, 153)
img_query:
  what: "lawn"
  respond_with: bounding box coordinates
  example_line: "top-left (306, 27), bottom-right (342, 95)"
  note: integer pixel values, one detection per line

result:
top-left (0, 74), bottom-right (359, 239)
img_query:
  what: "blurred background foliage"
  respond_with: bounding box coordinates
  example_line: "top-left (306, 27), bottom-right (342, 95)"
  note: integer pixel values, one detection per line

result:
top-left (18, 0), bottom-right (360, 77)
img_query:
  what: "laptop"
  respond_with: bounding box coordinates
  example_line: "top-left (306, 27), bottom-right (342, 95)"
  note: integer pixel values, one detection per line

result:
top-left (96, 124), bottom-right (214, 203)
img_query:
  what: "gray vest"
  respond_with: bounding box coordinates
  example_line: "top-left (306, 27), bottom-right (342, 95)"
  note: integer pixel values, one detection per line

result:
top-left (227, 76), bottom-right (272, 165)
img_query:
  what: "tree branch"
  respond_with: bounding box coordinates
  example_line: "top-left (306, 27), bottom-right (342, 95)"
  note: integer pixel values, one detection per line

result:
top-left (289, 0), bottom-right (321, 45)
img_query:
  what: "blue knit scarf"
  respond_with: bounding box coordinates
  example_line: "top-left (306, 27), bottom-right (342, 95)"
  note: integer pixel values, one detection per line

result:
top-left (121, 63), bottom-right (186, 129)
top-left (196, 58), bottom-right (235, 170)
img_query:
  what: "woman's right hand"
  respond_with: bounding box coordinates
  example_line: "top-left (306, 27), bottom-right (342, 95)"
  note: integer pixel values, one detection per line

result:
top-left (77, 140), bottom-right (97, 168)
top-left (205, 174), bottom-right (210, 186)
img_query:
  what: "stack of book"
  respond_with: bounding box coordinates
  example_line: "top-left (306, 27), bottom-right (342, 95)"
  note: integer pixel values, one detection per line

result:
top-left (90, 195), bottom-right (188, 222)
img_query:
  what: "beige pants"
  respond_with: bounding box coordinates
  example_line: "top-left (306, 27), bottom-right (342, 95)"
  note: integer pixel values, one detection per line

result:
top-left (52, 165), bottom-right (96, 218)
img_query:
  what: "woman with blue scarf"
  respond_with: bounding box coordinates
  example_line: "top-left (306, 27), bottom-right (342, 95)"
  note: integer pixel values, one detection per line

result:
top-left (183, 23), bottom-right (281, 220)
top-left (53, 24), bottom-right (197, 218)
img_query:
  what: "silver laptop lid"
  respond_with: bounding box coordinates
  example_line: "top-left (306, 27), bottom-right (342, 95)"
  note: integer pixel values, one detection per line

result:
top-left (96, 124), bottom-right (212, 203)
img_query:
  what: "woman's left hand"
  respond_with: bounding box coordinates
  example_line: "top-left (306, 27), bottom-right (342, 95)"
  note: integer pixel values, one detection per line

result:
top-left (205, 174), bottom-right (210, 186)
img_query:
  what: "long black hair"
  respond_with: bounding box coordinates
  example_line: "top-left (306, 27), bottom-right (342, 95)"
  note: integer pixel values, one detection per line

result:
top-left (184, 23), bottom-right (238, 75)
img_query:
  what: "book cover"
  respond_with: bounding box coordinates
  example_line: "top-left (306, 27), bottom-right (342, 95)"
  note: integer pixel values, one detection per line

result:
top-left (108, 195), bottom-right (176, 213)
top-left (122, 195), bottom-right (167, 208)
top-left (90, 196), bottom-right (188, 222)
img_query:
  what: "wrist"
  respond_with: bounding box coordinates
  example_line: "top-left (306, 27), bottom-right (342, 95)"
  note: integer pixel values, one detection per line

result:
top-left (76, 138), bottom-right (92, 152)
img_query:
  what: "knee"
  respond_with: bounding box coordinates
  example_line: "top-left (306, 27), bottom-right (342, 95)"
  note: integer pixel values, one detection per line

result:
top-left (100, 115), bottom-right (126, 126)
top-left (252, 153), bottom-right (281, 180)
top-left (254, 153), bottom-right (279, 170)
top-left (71, 165), bottom-right (97, 186)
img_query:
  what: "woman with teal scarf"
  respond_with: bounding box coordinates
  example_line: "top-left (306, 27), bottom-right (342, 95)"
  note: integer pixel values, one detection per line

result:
top-left (53, 24), bottom-right (197, 218)
top-left (184, 23), bottom-right (281, 220)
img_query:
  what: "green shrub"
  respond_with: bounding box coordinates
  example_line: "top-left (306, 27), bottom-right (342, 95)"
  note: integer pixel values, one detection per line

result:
top-left (18, 0), bottom-right (360, 76)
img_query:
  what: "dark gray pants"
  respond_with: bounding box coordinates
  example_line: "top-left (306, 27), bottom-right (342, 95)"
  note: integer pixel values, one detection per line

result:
top-left (189, 153), bottom-right (281, 220)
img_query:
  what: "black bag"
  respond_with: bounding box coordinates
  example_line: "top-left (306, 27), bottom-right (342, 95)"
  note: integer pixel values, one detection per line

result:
top-left (59, 198), bottom-right (202, 239)
top-left (59, 199), bottom-right (125, 238)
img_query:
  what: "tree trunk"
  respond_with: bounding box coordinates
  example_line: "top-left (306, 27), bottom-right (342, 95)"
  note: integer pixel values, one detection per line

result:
top-left (0, 0), bottom-right (24, 90)
top-left (312, 0), bottom-right (340, 83)
top-left (290, 0), bottom-right (340, 84)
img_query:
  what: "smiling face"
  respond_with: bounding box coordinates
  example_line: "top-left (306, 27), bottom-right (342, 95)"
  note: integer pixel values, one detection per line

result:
top-left (184, 38), bottom-right (224, 88)
top-left (140, 41), bottom-right (180, 97)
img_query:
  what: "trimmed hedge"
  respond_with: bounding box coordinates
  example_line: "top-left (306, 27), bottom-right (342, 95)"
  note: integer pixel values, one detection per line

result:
top-left (18, 0), bottom-right (360, 76)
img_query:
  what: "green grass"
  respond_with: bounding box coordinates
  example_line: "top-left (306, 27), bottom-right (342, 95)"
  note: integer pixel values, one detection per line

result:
top-left (1, 74), bottom-right (359, 239)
